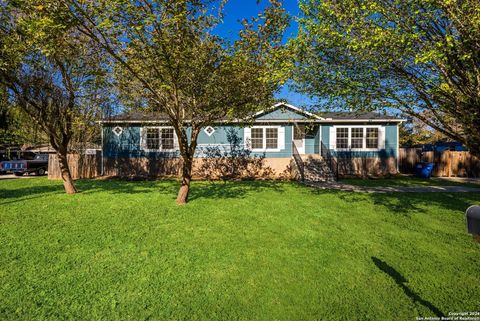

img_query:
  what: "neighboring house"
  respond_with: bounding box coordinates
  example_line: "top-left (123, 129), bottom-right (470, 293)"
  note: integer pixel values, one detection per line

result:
top-left (100, 103), bottom-right (404, 180)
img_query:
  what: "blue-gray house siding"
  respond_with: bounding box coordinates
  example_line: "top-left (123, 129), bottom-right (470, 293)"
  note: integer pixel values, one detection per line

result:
top-left (320, 124), bottom-right (398, 158)
top-left (104, 124), bottom-right (296, 158)
top-left (102, 104), bottom-right (402, 169)
top-left (103, 123), bottom-right (397, 159)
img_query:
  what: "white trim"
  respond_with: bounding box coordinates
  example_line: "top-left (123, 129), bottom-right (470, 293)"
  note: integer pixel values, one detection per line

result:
top-left (318, 125), bottom-right (322, 151)
top-left (332, 125), bottom-right (383, 151)
top-left (99, 120), bottom-right (170, 124)
top-left (278, 127), bottom-right (285, 150)
top-left (99, 118), bottom-right (406, 125)
top-left (396, 125), bottom-right (399, 172)
top-left (249, 125), bottom-right (282, 152)
top-left (141, 126), bottom-right (177, 152)
top-left (253, 102), bottom-right (324, 120)
top-left (99, 118), bottom-right (405, 124)
top-left (318, 119), bottom-right (404, 123)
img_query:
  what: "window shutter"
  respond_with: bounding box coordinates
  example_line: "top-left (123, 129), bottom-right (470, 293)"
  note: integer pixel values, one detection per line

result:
top-left (379, 127), bottom-right (386, 149)
top-left (140, 127), bottom-right (147, 150)
top-left (244, 127), bottom-right (251, 149)
top-left (329, 127), bottom-right (336, 150)
top-left (278, 127), bottom-right (285, 150)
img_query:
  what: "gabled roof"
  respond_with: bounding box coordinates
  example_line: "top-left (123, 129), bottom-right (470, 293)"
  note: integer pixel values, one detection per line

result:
top-left (100, 103), bottom-right (404, 123)
top-left (254, 102), bottom-right (323, 120)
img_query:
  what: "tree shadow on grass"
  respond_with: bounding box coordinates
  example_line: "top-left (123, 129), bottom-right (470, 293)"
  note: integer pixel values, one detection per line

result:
top-left (0, 184), bottom-right (64, 205)
top-left (372, 257), bottom-right (445, 318)
top-left (77, 178), bottom-right (179, 196)
top-left (0, 178), bottom-right (288, 204)
top-left (307, 185), bottom-right (479, 215)
top-left (187, 180), bottom-right (286, 201)
top-left (76, 178), bottom-right (287, 202)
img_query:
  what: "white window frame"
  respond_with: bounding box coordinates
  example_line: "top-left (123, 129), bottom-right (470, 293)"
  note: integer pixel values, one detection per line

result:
top-left (141, 126), bottom-right (177, 152)
top-left (335, 127), bottom-right (350, 150)
top-left (333, 125), bottom-right (383, 151)
top-left (249, 126), bottom-right (282, 152)
top-left (365, 127), bottom-right (380, 149)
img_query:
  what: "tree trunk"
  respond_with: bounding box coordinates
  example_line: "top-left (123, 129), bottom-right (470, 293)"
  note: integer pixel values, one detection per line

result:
top-left (176, 157), bottom-right (193, 205)
top-left (57, 152), bottom-right (77, 194)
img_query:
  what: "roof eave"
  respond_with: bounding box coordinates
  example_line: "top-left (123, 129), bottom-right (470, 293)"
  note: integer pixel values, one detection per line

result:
top-left (255, 102), bottom-right (324, 120)
top-left (318, 119), bottom-right (405, 123)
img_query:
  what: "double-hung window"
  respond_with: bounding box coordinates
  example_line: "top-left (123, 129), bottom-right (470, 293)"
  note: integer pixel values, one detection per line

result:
top-left (336, 128), bottom-right (349, 149)
top-left (249, 127), bottom-right (279, 151)
top-left (160, 128), bottom-right (175, 150)
top-left (143, 127), bottom-right (175, 151)
top-left (266, 128), bottom-right (278, 149)
top-left (351, 128), bottom-right (364, 149)
top-left (366, 128), bottom-right (379, 149)
top-left (251, 128), bottom-right (264, 150)
top-left (335, 126), bottom-right (381, 150)
top-left (146, 128), bottom-right (160, 150)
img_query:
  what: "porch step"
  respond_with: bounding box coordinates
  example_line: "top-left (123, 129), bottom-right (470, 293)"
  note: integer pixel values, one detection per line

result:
top-left (301, 155), bottom-right (336, 182)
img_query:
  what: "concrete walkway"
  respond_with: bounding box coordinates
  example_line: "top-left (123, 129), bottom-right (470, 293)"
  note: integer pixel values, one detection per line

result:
top-left (304, 181), bottom-right (480, 193)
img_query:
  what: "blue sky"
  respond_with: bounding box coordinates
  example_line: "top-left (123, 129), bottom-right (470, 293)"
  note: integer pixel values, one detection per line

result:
top-left (214, 0), bottom-right (315, 108)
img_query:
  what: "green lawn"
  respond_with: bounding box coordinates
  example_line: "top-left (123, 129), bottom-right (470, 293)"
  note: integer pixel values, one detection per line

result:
top-left (0, 178), bottom-right (479, 320)
top-left (341, 176), bottom-right (480, 188)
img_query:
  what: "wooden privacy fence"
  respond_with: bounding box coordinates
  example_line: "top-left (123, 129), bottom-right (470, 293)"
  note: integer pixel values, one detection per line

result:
top-left (399, 148), bottom-right (480, 177)
top-left (48, 152), bottom-right (101, 180)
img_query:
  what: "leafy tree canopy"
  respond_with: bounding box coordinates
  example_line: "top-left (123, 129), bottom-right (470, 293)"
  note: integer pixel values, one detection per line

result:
top-left (64, 0), bottom-right (289, 203)
top-left (291, 0), bottom-right (480, 156)
top-left (0, 0), bottom-right (110, 193)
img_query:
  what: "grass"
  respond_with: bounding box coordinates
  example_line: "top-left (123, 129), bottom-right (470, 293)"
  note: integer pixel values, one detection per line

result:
top-left (0, 177), bottom-right (479, 320)
top-left (340, 176), bottom-right (480, 188)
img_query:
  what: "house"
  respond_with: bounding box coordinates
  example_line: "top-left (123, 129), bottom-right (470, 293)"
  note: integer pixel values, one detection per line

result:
top-left (100, 103), bottom-right (404, 180)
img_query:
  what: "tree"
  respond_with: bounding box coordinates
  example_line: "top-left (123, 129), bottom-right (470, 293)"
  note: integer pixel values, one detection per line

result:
top-left (65, 0), bottom-right (289, 204)
top-left (399, 116), bottom-right (447, 147)
top-left (291, 0), bottom-right (480, 156)
top-left (0, 89), bottom-right (48, 148)
top-left (0, 1), bottom-right (107, 193)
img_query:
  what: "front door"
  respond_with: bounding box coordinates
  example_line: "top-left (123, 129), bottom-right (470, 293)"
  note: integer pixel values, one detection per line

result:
top-left (293, 125), bottom-right (305, 154)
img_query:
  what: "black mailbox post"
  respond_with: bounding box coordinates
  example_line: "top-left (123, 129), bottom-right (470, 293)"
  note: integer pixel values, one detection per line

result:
top-left (466, 205), bottom-right (480, 241)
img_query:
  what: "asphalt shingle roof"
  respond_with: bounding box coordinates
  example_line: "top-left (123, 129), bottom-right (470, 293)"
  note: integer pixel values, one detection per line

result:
top-left (104, 112), bottom-right (171, 121)
top-left (317, 111), bottom-right (400, 120)
top-left (102, 109), bottom-right (402, 122)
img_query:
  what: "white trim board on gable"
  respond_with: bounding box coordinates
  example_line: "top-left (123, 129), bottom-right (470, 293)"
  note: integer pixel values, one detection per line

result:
top-left (253, 102), bottom-right (324, 120)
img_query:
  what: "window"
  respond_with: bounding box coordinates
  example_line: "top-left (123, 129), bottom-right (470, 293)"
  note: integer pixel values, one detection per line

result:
top-left (251, 128), bottom-right (264, 149)
top-left (249, 127), bottom-right (280, 151)
top-left (351, 128), bottom-right (364, 149)
top-left (336, 128), bottom-right (349, 149)
top-left (334, 126), bottom-right (382, 150)
top-left (266, 128), bottom-right (278, 149)
top-left (146, 128), bottom-right (160, 150)
top-left (366, 128), bottom-right (379, 149)
top-left (143, 127), bottom-right (175, 151)
top-left (161, 128), bottom-right (175, 150)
